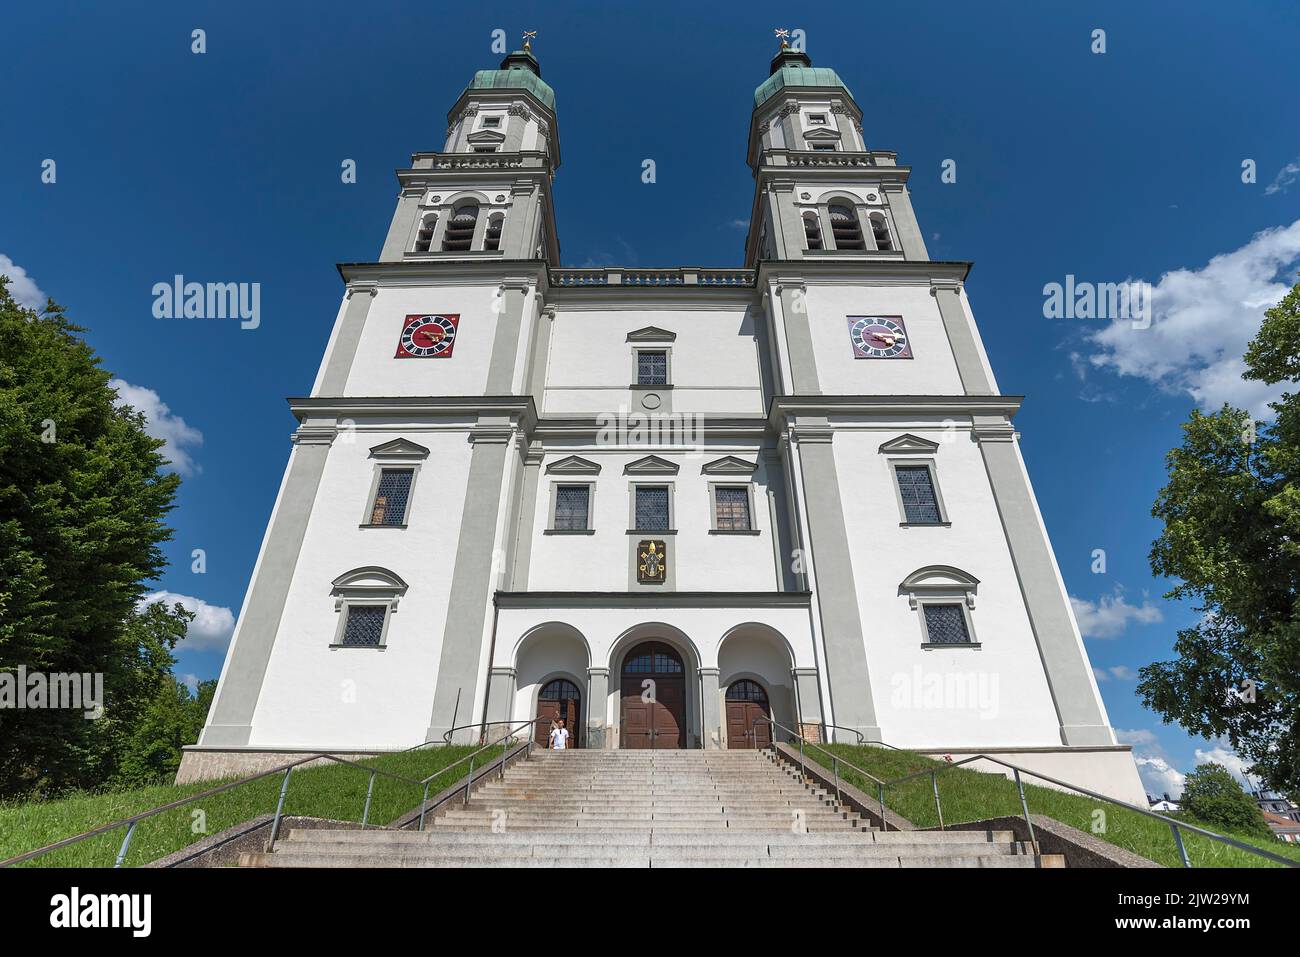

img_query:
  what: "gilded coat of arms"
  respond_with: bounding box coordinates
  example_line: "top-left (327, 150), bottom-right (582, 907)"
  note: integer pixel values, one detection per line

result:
top-left (637, 540), bottom-right (666, 583)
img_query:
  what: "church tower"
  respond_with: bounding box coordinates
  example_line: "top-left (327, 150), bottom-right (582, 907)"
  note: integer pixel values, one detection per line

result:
top-left (186, 38), bottom-right (1143, 805)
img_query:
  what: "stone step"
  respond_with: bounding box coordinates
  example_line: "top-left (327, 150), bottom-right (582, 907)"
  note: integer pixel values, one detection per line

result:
top-left (272, 838), bottom-right (1032, 860)
top-left (240, 850), bottom-right (1055, 868)
top-left (279, 828), bottom-right (1014, 847)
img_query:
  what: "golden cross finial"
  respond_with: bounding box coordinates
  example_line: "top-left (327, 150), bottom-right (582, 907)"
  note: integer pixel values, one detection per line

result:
top-left (774, 28), bottom-right (789, 49)
top-left (523, 30), bottom-right (537, 51)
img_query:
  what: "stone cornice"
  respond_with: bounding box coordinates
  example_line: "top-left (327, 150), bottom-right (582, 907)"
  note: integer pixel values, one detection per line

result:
top-left (768, 394), bottom-right (1024, 431)
top-left (757, 259), bottom-right (972, 287)
top-left (287, 395), bottom-right (538, 434)
top-left (495, 590), bottom-right (812, 609)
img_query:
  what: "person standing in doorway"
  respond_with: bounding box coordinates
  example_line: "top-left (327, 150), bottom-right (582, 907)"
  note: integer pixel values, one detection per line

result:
top-left (549, 717), bottom-right (570, 750)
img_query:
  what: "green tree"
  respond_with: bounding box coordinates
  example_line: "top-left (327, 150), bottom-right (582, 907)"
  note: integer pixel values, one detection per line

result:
top-left (112, 675), bottom-right (216, 788)
top-left (1140, 279), bottom-right (1300, 794)
top-left (0, 276), bottom-right (190, 796)
top-left (1179, 763), bottom-right (1273, 839)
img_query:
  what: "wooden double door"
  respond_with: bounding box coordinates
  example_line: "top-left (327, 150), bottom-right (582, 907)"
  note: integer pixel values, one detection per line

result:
top-left (620, 641), bottom-right (687, 749)
top-left (535, 678), bottom-right (581, 748)
top-left (725, 679), bottom-right (771, 749)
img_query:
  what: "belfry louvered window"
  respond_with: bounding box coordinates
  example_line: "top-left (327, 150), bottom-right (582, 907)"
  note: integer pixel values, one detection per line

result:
top-left (635, 486), bottom-right (670, 530)
top-left (442, 204), bottom-right (478, 251)
top-left (829, 204), bottom-right (865, 250)
top-left (553, 485), bottom-right (590, 530)
top-left (870, 213), bottom-right (893, 251)
top-left (413, 215), bottom-right (437, 252)
top-left (370, 469), bottom-right (414, 526)
top-left (895, 465), bottom-right (941, 524)
top-left (341, 606), bottom-right (387, 647)
top-left (483, 213), bottom-right (504, 251)
top-left (923, 605), bottom-right (972, 645)
top-left (803, 212), bottom-right (823, 250)
top-left (637, 350), bottom-right (668, 385)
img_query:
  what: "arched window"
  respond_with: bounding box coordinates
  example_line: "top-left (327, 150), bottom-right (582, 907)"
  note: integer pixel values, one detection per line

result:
top-left (442, 203), bottom-right (478, 251)
top-left (829, 204), bottom-right (865, 250)
top-left (413, 214), bottom-right (437, 253)
top-left (483, 212), bottom-right (504, 251)
top-left (803, 211), bottom-right (823, 250)
top-left (870, 212), bottom-right (893, 251)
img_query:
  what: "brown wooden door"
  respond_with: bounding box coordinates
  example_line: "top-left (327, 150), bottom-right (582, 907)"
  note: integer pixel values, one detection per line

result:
top-left (725, 680), bottom-right (771, 749)
top-left (535, 679), bottom-right (581, 749)
top-left (620, 642), bottom-right (687, 749)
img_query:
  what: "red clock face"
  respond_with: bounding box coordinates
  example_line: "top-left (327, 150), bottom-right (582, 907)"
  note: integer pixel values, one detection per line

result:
top-left (848, 315), bottom-right (912, 359)
top-left (396, 314), bottom-right (458, 358)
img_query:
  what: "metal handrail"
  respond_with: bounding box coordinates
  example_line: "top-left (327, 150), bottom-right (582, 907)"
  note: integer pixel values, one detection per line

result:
top-left (1, 718), bottom-right (541, 868)
top-left (754, 716), bottom-right (1299, 868)
top-left (442, 719), bottom-right (538, 745)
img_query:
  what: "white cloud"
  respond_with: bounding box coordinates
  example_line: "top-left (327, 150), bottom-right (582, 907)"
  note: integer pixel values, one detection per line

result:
top-left (1071, 590), bottom-right (1163, 639)
top-left (179, 672), bottom-right (200, 693)
top-left (1093, 664), bottom-right (1139, 682)
top-left (1115, 727), bottom-right (1158, 746)
top-left (1134, 754), bottom-right (1186, 799)
top-left (1084, 219), bottom-right (1300, 418)
top-left (109, 379), bottom-right (204, 476)
top-left (140, 591), bottom-right (235, 652)
top-left (1265, 157), bottom-right (1300, 195)
top-left (0, 254), bottom-right (48, 310)
top-left (1193, 743), bottom-right (1254, 786)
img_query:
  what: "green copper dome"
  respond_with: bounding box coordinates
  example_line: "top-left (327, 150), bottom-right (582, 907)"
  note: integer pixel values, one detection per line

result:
top-left (469, 49), bottom-right (556, 111)
top-left (753, 48), bottom-right (852, 108)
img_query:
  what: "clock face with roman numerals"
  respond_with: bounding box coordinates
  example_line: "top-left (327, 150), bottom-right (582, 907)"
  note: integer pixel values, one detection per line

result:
top-left (848, 315), bottom-right (912, 359)
top-left (396, 314), bottom-right (458, 358)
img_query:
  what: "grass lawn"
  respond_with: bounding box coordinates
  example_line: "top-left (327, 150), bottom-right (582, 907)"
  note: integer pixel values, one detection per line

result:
top-left (0, 743), bottom-right (505, 868)
top-left (799, 744), bottom-right (1300, 869)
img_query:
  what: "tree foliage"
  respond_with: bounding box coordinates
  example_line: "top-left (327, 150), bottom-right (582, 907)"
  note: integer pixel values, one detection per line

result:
top-left (0, 276), bottom-right (191, 797)
top-left (1140, 279), bottom-right (1300, 794)
top-left (1179, 763), bottom-right (1273, 839)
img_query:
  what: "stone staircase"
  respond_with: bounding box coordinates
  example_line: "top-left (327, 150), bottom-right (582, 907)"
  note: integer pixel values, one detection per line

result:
top-left (239, 749), bottom-right (1063, 867)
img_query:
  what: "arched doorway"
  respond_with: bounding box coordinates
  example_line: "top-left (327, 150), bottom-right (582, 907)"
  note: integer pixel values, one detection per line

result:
top-left (534, 678), bottom-right (581, 748)
top-left (725, 679), bottom-right (771, 749)
top-left (620, 641), bottom-right (686, 749)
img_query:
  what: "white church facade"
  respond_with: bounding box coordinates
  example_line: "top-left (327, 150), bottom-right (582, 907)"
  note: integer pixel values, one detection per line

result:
top-left (181, 43), bottom-right (1146, 803)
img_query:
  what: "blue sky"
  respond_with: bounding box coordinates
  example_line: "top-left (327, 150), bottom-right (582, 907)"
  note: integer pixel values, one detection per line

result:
top-left (3, 1), bottom-right (1299, 797)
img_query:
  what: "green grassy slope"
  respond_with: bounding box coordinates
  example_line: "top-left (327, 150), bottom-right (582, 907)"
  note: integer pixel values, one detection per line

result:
top-left (800, 744), bottom-right (1300, 869)
top-left (0, 744), bottom-right (504, 868)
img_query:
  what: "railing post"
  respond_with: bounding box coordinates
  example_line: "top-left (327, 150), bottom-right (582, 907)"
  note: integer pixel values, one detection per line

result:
top-left (463, 758), bottom-right (475, 806)
top-left (832, 757), bottom-right (841, 809)
top-left (113, 821), bottom-right (138, 869)
top-left (500, 741), bottom-right (508, 780)
top-left (267, 766), bottom-right (293, 852)
top-left (1169, 822), bottom-right (1193, 868)
top-left (361, 770), bottom-right (377, 828)
top-left (1013, 769), bottom-right (1038, 854)
top-left (931, 771), bottom-right (945, 831)
top-left (799, 736), bottom-right (806, 782)
top-left (418, 781), bottom-right (431, 831)
top-left (877, 783), bottom-right (888, 832)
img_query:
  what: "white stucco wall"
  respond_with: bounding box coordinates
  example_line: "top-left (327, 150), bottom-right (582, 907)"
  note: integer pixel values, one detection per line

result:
top-left (830, 423), bottom-right (1063, 747)
top-left (247, 426), bottom-right (474, 748)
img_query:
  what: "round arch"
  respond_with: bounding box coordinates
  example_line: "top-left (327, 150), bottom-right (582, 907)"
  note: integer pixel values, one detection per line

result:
top-left (717, 623), bottom-right (797, 748)
top-left (607, 623), bottom-right (702, 750)
top-left (511, 623), bottom-right (591, 741)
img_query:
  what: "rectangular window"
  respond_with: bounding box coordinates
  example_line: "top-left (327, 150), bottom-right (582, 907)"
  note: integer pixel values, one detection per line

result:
top-left (341, 606), bottom-right (387, 647)
top-left (473, 146), bottom-right (497, 153)
top-left (553, 485), bottom-right (591, 530)
top-left (370, 469), bottom-right (414, 526)
top-left (714, 487), bottom-right (752, 531)
top-left (637, 350), bottom-right (668, 385)
top-left (896, 465), bottom-right (942, 524)
top-left (482, 116), bottom-right (501, 128)
top-left (923, 605), bottom-right (972, 645)
top-left (808, 113), bottom-right (828, 125)
top-left (635, 486), bottom-right (670, 530)
top-left (811, 143), bottom-right (836, 151)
